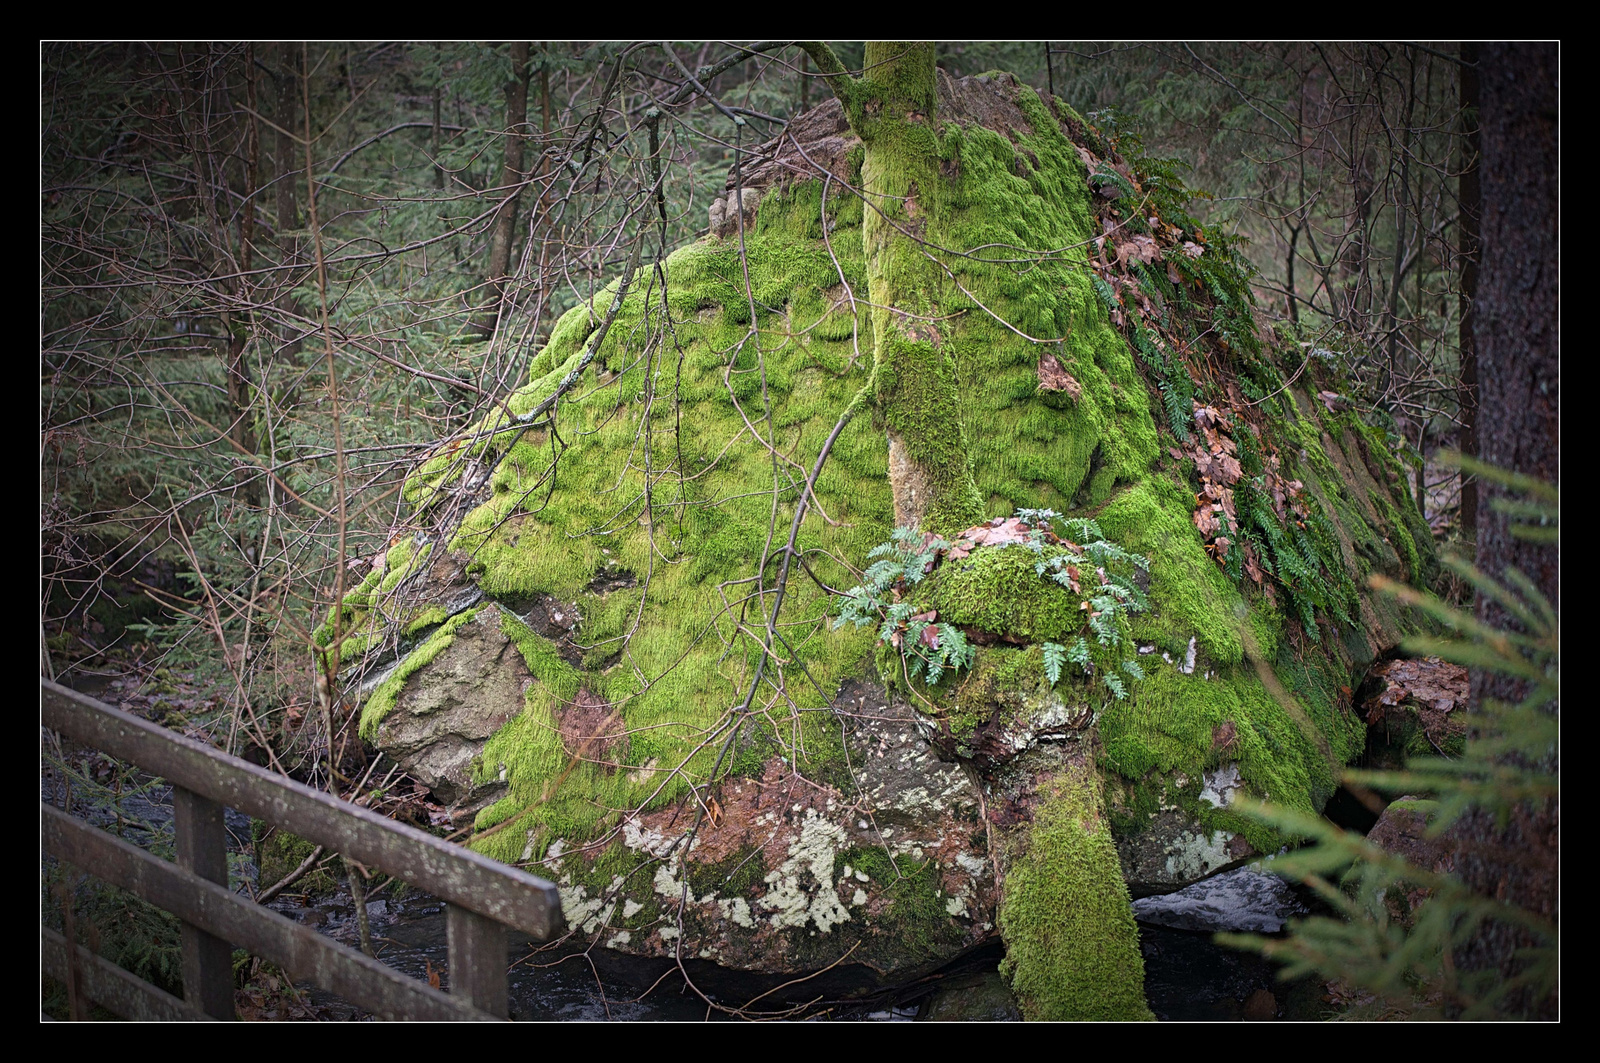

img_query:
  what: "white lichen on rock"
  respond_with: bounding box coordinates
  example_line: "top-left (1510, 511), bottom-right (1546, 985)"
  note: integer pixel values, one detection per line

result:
top-left (1161, 828), bottom-right (1236, 882)
top-left (1198, 763), bottom-right (1243, 809)
top-left (757, 808), bottom-right (854, 933)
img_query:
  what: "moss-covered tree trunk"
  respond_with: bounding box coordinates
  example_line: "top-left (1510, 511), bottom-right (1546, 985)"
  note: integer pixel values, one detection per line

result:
top-left (803, 41), bottom-right (1150, 1021)
top-left (805, 42), bottom-right (983, 534)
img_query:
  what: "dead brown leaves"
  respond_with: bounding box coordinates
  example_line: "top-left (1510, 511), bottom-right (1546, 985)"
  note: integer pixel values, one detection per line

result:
top-left (1176, 403), bottom-right (1308, 586)
top-left (1037, 350), bottom-right (1082, 400)
top-left (942, 515), bottom-right (1083, 561)
top-left (1364, 657), bottom-right (1468, 721)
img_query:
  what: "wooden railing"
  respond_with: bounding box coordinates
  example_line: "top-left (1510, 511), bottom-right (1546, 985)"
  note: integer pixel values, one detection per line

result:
top-left (40, 679), bottom-right (563, 1021)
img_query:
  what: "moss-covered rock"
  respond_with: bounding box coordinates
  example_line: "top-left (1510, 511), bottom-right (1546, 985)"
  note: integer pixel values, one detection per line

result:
top-left (254, 824), bottom-right (337, 896)
top-left (329, 67), bottom-right (1433, 1013)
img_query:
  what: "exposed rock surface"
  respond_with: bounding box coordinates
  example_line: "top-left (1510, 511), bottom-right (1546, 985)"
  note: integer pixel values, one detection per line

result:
top-left (1132, 862), bottom-right (1307, 934)
top-left (531, 680), bottom-right (996, 981)
top-left (919, 970), bottom-right (1022, 1021)
top-left (1366, 796), bottom-right (1452, 874)
top-left (373, 605), bottom-right (527, 816)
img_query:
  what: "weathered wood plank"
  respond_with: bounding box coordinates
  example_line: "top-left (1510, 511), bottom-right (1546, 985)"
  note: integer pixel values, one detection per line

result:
top-left (42, 803), bottom-right (499, 1022)
top-left (41, 679), bottom-right (563, 940)
top-left (174, 785), bottom-right (236, 1019)
top-left (448, 905), bottom-right (509, 1018)
top-left (41, 926), bottom-right (215, 1021)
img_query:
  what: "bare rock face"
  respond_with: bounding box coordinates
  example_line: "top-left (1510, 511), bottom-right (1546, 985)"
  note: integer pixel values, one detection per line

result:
top-left (374, 605), bottom-right (529, 817)
top-left (537, 679), bottom-right (999, 982)
top-left (707, 187), bottom-right (763, 237)
top-left (1113, 764), bottom-right (1257, 896)
top-left (1367, 797), bottom-right (1452, 875)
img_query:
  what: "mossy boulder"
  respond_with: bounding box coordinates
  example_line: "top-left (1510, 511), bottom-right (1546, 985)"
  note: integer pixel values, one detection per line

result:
top-left (325, 70), bottom-right (1432, 1012)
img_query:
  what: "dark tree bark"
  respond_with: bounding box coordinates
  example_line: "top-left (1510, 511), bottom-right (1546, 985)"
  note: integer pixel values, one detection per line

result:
top-left (273, 43), bottom-right (305, 365)
top-left (1456, 42), bottom-right (1481, 543)
top-left (273, 42), bottom-right (300, 241)
top-left (1451, 41), bottom-right (1559, 1020)
top-left (474, 42), bottom-right (532, 336)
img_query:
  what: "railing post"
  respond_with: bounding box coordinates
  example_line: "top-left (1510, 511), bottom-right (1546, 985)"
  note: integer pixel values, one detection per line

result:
top-left (446, 904), bottom-right (508, 1019)
top-left (173, 785), bottom-right (236, 1020)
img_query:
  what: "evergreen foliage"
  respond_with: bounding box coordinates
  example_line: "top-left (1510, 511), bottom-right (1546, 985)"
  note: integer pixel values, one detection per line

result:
top-left (1224, 465), bottom-right (1558, 1019)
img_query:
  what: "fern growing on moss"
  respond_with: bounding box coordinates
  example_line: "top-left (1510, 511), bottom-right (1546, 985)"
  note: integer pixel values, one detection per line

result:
top-left (838, 513), bottom-right (1150, 700)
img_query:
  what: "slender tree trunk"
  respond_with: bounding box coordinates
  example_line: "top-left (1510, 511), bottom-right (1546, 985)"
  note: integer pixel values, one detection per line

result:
top-left (273, 42), bottom-right (300, 243)
top-left (1380, 50), bottom-right (1417, 403)
top-left (229, 46), bottom-right (260, 503)
top-left (797, 45), bottom-right (1151, 1021)
top-left (274, 42), bottom-right (304, 364)
top-left (432, 77), bottom-right (444, 189)
top-left (1450, 41), bottom-right (1559, 1021)
top-left (803, 41), bottom-right (983, 534)
top-left (1456, 42), bottom-right (1481, 544)
top-left (474, 42), bottom-right (532, 336)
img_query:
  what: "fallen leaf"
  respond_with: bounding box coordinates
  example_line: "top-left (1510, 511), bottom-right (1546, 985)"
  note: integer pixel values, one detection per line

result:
top-left (1129, 234), bottom-right (1161, 263)
top-left (1037, 351), bottom-right (1083, 401)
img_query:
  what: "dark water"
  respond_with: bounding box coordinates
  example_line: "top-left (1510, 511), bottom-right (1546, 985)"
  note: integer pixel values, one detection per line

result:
top-left (1139, 923), bottom-right (1323, 1021)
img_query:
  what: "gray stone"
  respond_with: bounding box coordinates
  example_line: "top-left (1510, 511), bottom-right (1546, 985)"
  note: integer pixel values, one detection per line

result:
top-left (708, 187), bottom-right (762, 236)
top-left (374, 605), bottom-right (528, 816)
top-left (1132, 862), bottom-right (1306, 934)
top-left (919, 970), bottom-right (1022, 1021)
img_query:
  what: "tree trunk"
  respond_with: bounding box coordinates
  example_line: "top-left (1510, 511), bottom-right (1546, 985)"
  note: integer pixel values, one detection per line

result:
top-left (273, 42), bottom-right (300, 243)
top-left (1456, 42), bottom-right (1481, 543)
top-left (1451, 41), bottom-right (1559, 1021)
top-left (800, 42), bottom-right (1149, 1021)
top-left (474, 42), bottom-right (532, 336)
top-left (806, 41), bottom-right (983, 534)
top-left (274, 42), bottom-right (304, 364)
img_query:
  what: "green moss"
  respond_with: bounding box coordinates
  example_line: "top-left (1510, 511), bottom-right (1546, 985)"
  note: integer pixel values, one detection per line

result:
top-left (336, 79), bottom-right (1424, 940)
top-left (403, 605), bottom-right (450, 636)
top-left (686, 846), bottom-right (769, 900)
top-left (1097, 477), bottom-right (1244, 663)
top-left (254, 824), bottom-right (337, 895)
top-left (998, 764), bottom-right (1153, 1021)
top-left (311, 539), bottom-right (436, 667)
top-left (835, 845), bottom-right (965, 964)
top-left (1388, 797), bottom-right (1440, 818)
top-left (1098, 655), bottom-right (1333, 854)
top-left (931, 546), bottom-right (1085, 643)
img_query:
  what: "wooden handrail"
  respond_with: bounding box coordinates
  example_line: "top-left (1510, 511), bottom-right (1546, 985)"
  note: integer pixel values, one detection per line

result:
top-left (40, 677), bottom-right (564, 1020)
top-left (43, 804), bottom-right (493, 1020)
top-left (41, 680), bottom-right (561, 938)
